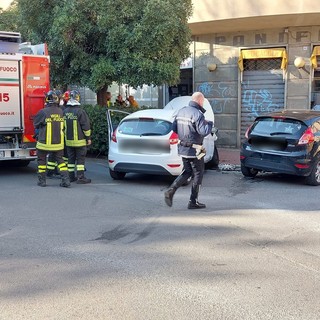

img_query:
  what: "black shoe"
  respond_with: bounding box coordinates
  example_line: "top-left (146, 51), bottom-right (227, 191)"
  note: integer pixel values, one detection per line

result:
top-left (37, 174), bottom-right (46, 187)
top-left (188, 201), bottom-right (206, 209)
top-left (60, 181), bottom-right (71, 188)
top-left (37, 181), bottom-right (46, 187)
top-left (60, 176), bottom-right (71, 188)
top-left (164, 188), bottom-right (175, 207)
top-left (76, 176), bottom-right (91, 184)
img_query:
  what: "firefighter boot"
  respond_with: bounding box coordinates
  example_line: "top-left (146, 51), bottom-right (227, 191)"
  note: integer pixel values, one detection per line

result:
top-left (69, 172), bottom-right (77, 182)
top-left (60, 172), bottom-right (71, 188)
top-left (76, 171), bottom-right (91, 184)
top-left (37, 173), bottom-right (46, 187)
top-left (164, 174), bottom-right (186, 207)
top-left (188, 184), bottom-right (206, 209)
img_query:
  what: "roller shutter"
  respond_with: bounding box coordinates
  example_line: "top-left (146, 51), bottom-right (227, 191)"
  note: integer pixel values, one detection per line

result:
top-left (240, 57), bottom-right (285, 140)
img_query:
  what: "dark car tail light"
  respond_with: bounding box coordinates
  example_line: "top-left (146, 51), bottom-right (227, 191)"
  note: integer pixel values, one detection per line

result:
top-left (111, 129), bottom-right (117, 143)
top-left (245, 124), bottom-right (253, 139)
top-left (169, 132), bottom-right (179, 145)
top-left (298, 127), bottom-right (314, 145)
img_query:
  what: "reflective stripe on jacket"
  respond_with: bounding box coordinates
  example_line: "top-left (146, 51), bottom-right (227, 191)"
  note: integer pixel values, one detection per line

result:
top-left (64, 106), bottom-right (91, 147)
top-left (172, 101), bottom-right (213, 158)
top-left (33, 104), bottom-right (64, 151)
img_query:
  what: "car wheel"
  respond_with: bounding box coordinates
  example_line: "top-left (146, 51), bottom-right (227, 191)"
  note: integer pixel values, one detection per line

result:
top-left (205, 145), bottom-right (219, 169)
top-left (241, 164), bottom-right (258, 177)
top-left (109, 169), bottom-right (126, 180)
top-left (305, 158), bottom-right (320, 186)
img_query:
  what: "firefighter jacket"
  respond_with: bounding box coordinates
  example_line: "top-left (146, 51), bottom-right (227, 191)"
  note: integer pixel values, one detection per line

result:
top-left (63, 106), bottom-right (91, 147)
top-left (33, 104), bottom-right (65, 151)
top-left (172, 101), bottom-right (213, 158)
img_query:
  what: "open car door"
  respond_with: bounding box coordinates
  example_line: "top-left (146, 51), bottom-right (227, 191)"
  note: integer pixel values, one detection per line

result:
top-left (106, 109), bottom-right (130, 142)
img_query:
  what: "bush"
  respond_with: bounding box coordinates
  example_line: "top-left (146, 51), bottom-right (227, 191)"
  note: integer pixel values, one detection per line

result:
top-left (82, 105), bottom-right (109, 156)
top-left (82, 104), bottom-right (155, 156)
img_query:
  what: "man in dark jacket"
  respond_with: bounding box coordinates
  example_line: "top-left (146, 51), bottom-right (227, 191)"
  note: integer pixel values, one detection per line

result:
top-left (64, 90), bottom-right (92, 184)
top-left (164, 92), bottom-right (213, 209)
top-left (33, 90), bottom-right (70, 188)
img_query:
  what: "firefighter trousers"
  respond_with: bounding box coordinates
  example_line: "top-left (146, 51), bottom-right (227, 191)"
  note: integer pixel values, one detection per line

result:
top-left (37, 149), bottom-right (68, 174)
top-left (67, 146), bottom-right (87, 175)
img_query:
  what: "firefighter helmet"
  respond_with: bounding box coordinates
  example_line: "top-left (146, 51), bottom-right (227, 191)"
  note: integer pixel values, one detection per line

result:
top-left (70, 90), bottom-right (80, 102)
top-left (67, 98), bottom-right (81, 106)
top-left (45, 90), bottom-right (59, 104)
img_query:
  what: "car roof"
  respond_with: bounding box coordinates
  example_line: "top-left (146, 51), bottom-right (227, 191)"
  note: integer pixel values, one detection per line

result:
top-left (256, 109), bottom-right (320, 122)
top-left (164, 96), bottom-right (215, 122)
top-left (122, 108), bottom-right (177, 122)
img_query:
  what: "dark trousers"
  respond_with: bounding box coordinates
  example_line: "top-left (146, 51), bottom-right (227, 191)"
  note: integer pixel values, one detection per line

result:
top-left (67, 146), bottom-right (87, 174)
top-left (179, 157), bottom-right (205, 186)
top-left (37, 149), bottom-right (67, 174)
top-left (171, 157), bottom-right (205, 203)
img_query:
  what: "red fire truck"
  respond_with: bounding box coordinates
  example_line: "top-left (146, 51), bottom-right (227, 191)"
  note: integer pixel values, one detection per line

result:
top-left (0, 31), bottom-right (50, 166)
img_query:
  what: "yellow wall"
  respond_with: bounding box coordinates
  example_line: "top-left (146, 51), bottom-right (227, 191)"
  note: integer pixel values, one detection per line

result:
top-left (190, 0), bottom-right (320, 34)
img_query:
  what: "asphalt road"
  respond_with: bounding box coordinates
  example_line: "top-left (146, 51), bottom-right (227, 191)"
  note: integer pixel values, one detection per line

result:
top-left (0, 158), bottom-right (319, 320)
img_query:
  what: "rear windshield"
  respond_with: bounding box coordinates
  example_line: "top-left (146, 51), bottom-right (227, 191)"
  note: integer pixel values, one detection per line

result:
top-left (251, 117), bottom-right (307, 137)
top-left (118, 118), bottom-right (172, 136)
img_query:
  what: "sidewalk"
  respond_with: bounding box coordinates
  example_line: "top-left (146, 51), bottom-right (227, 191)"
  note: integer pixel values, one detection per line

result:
top-left (217, 147), bottom-right (240, 166)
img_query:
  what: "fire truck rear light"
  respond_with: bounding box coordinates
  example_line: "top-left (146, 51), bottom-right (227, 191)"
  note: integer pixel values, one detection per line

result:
top-left (29, 149), bottom-right (37, 156)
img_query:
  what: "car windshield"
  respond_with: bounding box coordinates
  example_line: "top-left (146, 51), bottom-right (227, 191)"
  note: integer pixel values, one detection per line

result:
top-left (117, 118), bottom-right (172, 136)
top-left (251, 117), bottom-right (306, 137)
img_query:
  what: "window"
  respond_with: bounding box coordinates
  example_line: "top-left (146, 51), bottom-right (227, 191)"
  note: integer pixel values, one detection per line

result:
top-left (243, 58), bottom-right (282, 71)
top-left (251, 118), bottom-right (306, 138)
top-left (118, 119), bottom-right (172, 136)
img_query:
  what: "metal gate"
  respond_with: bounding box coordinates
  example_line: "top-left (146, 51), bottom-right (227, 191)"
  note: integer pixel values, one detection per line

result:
top-left (240, 58), bottom-right (285, 139)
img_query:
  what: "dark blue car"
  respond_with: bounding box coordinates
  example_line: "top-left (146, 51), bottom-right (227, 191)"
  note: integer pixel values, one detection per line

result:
top-left (240, 110), bottom-right (320, 185)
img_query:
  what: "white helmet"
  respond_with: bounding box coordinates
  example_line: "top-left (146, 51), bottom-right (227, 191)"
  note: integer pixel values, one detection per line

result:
top-left (67, 98), bottom-right (81, 106)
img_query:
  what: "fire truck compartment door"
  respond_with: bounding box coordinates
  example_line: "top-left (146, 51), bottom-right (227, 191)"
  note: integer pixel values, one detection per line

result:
top-left (0, 60), bottom-right (22, 131)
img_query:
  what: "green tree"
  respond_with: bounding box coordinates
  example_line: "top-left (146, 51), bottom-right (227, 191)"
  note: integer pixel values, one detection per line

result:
top-left (18, 0), bottom-right (192, 105)
top-left (0, 1), bottom-right (19, 31)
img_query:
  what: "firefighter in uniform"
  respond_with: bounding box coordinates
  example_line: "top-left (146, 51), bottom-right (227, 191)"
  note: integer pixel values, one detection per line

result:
top-left (64, 90), bottom-right (92, 184)
top-left (46, 90), bottom-right (70, 179)
top-left (33, 90), bottom-right (70, 187)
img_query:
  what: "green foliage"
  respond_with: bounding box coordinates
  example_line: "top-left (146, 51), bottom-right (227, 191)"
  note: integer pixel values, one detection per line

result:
top-left (16, 0), bottom-right (193, 97)
top-left (0, 1), bottom-right (19, 31)
top-left (82, 105), bottom-right (109, 156)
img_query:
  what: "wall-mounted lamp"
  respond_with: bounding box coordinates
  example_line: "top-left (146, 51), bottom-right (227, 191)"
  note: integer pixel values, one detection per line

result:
top-left (294, 57), bottom-right (306, 69)
top-left (207, 63), bottom-right (217, 72)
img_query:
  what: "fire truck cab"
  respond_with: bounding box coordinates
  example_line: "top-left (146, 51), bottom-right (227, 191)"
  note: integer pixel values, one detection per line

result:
top-left (0, 31), bottom-right (50, 166)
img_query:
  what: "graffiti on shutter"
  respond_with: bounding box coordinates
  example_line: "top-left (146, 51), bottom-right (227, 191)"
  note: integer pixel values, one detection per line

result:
top-left (241, 58), bottom-right (285, 140)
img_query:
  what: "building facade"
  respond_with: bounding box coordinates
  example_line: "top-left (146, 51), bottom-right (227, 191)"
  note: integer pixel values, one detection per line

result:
top-left (189, 0), bottom-right (320, 147)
